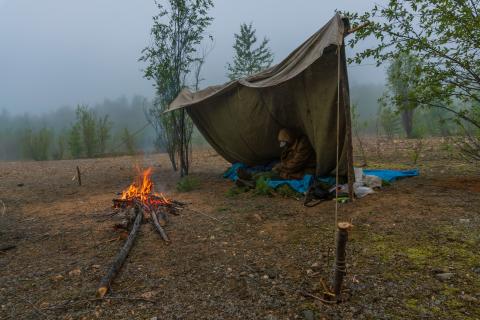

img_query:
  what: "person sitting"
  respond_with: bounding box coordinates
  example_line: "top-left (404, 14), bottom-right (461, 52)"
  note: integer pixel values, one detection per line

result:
top-left (236, 128), bottom-right (316, 187)
top-left (273, 128), bottom-right (316, 179)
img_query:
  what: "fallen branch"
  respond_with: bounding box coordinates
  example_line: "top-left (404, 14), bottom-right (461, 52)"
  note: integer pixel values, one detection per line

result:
top-left (298, 290), bottom-right (337, 305)
top-left (97, 205), bottom-right (143, 298)
top-left (187, 208), bottom-right (222, 222)
top-left (150, 209), bottom-right (170, 242)
top-left (0, 199), bottom-right (6, 216)
top-left (0, 244), bottom-right (16, 252)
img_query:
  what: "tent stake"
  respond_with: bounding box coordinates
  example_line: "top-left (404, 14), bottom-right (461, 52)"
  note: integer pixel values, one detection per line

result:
top-left (333, 222), bottom-right (351, 300)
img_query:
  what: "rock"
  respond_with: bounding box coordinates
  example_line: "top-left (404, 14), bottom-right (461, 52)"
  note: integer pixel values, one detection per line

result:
top-left (302, 309), bottom-right (315, 320)
top-left (141, 291), bottom-right (155, 299)
top-left (265, 315), bottom-right (277, 320)
top-left (150, 317), bottom-right (158, 320)
top-left (459, 218), bottom-right (470, 223)
top-left (266, 269), bottom-right (278, 279)
top-left (68, 268), bottom-right (81, 277)
top-left (472, 266), bottom-right (480, 274)
top-left (253, 214), bottom-right (263, 222)
top-left (311, 262), bottom-right (321, 271)
top-left (306, 269), bottom-right (313, 275)
top-left (92, 264), bottom-right (101, 269)
top-left (262, 275), bottom-right (269, 280)
top-left (461, 294), bottom-right (478, 303)
top-left (435, 273), bottom-right (454, 281)
top-left (51, 274), bottom-right (64, 281)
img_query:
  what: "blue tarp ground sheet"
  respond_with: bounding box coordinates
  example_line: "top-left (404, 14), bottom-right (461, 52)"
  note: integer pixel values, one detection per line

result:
top-left (363, 169), bottom-right (419, 182)
top-left (223, 163), bottom-right (419, 194)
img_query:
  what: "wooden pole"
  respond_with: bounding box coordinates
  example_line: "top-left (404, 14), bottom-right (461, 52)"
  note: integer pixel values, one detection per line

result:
top-left (333, 222), bottom-right (351, 300)
top-left (97, 204), bottom-right (143, 298)
top-left (76, 166), bottom-right (82, 186)
top-left (340, 43), bottom-right (355, 201)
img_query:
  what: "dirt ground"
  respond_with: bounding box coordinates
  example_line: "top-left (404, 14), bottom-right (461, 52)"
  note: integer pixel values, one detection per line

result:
top-left (0, 138), bottom-right (479, 319)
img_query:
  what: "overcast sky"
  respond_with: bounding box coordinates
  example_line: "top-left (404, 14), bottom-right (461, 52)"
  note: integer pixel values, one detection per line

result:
top-left (0, 0), bottom-right (384, 114)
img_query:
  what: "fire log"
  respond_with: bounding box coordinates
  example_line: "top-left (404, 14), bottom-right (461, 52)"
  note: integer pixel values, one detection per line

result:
top-left (150, 210), bottom-right (170, 242)
top-left (97, 204), bottom-right (143, 298)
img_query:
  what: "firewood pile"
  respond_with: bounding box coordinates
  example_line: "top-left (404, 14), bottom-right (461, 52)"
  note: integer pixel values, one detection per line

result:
top-left (97, 168), bottom-right (184, 298)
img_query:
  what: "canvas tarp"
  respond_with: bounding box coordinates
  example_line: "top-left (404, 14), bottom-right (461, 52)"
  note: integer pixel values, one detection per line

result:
top-left (168, 14), bottom-right (351, 176)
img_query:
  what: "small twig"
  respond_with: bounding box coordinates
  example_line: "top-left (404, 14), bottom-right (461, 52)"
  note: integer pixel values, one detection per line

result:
top-left (43, 296), bottom-right (155, 311)
top-left (14, 294), bottom-right (48, 318)
top-left (0, 199), bottom-right (6, 216)
top-left (298, 290), bottom-right (337, 305)
top-left (187, 208), bottom-right (222, 222)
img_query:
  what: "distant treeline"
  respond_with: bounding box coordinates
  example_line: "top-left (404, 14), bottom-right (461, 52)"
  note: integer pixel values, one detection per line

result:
top-left (0, 86), bottom-right (463, 161)
top-left (0, 95), bottom-right (157, 161)
top-left (350, 83), bottom-right (459, 138)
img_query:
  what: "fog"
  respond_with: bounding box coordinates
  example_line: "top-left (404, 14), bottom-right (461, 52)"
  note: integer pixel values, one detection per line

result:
top-left (0, 0), bottom-right (384, 115)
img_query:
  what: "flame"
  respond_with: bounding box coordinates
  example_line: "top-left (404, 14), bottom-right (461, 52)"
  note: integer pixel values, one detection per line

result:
top-left (120, 167), bottom-right (170, 207)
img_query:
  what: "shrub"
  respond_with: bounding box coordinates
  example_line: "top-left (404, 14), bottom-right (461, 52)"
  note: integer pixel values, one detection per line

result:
top-left (176, 176), bottom-right (200, 192)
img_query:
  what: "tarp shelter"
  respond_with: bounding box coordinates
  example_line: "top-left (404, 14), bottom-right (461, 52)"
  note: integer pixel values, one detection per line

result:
top-left (168, 14), bottom-right (354, 178)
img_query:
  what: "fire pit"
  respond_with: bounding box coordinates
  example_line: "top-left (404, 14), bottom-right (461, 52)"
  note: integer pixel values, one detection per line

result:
top-left (97, 167), bottom-right (184, 298)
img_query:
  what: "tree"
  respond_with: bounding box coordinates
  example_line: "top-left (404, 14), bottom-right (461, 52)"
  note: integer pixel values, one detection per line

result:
top-left (68, 105), bottom-right (112, 158)
top-left (384, 53), bottom-right (420, 138)
top-left (21, 127), bottom-right (53, 161)
top-left (227, 23), bottom-right (274, 80)
top-left (122, 127), bottom-right (136, 155)
top-left (140, 0), bottom-right (214, 177)
top-left (344, 1), bottom-right (480, 129)
top-left (68, 123), bottom-right (83, 158)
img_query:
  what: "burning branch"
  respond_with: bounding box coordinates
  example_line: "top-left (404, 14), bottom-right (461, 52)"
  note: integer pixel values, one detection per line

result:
top-left (97, 167), bottom-right (183, 297)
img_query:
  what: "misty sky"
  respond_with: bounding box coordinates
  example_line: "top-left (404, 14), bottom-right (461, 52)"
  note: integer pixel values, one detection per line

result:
top-left (0, 0), bottom-right (384, 114)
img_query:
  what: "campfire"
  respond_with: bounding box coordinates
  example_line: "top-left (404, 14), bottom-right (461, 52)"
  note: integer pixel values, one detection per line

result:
top-left (97, 167), bottom-right (184, 298)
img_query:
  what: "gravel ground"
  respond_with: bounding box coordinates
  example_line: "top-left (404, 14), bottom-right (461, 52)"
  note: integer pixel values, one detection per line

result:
top-left (0, 141), bottom-right (479, 319)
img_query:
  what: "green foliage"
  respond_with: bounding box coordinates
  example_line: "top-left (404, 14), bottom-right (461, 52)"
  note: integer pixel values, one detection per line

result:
top-left (176, 176), bottom-right (200, 192)
top-left (68, 105), bottom-right (112, 158)
top-left (227, 23), bottom-right (274, 80)
top-left (276, 185), bottom-right (301, 199)
top-left (253, 176), bottom-right (274, 196)
top-left (97, 115), bottom-right (111, 155)
top-left (377, 99), bottom-right (401, 139)
top-left (140, 0), bottom-right (214, 176)
top-left (343, 0), bottom-right (480, 130)
top-left (384, 53), bottom-right (420, 138)
top-left (122, 127), bottom-right (136, 155)
top-left (52, 130), bottom-right (66, 160)
top-left (351, 103), bottom-right (369, 165)
top-left (68, 123), bottom-right (83, 158)
top-left (226, 186), bottom-right (249, 197)
top-left (21, 127), bottom-right (53, 161)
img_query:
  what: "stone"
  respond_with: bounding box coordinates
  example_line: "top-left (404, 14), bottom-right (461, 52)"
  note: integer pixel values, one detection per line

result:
top-left (51, 274), bottom-right (64, 281)
top-left (302, 309), bottom-right (315, 320)
top-left (265, 315), bottom-right (277, 320)
top-left (68, 268), bottom-right (81, 277)
top-left (435, 273), bottom-right (454, 281)
top-left (141, 291), bottom-right (155, 299)
top-left (461, 294), bottom-right (478, 303)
